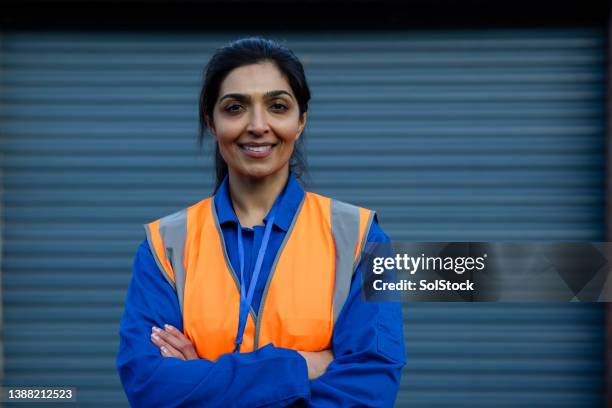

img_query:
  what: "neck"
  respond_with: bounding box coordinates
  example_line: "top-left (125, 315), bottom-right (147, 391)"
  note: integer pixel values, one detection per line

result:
top-left (228, 166), bottom-right (289, 228)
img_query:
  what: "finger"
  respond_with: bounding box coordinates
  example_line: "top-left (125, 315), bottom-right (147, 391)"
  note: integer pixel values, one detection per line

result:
top-left (153, 326), bottom-right (184, 349)
top-left (163, 324), bottom-right (183, 337)
top-left (160, 343), bottom-right (185, 360)
top-left (153, 326), bottom-right (195, 359)
top-left (163, 324), bottom-right (199, 359)
top-left (150, 330), bottom-right (166, 349)
top-left (150, 329), bottom-right (186, 360)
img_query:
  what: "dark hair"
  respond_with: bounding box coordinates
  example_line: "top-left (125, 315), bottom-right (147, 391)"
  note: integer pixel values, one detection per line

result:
top-left (199, 37), bottom-right (311, 192)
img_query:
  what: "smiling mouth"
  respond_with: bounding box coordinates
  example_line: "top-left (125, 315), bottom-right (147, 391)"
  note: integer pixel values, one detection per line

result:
top-left (240, 144), bottom-right (275, 152)
top-left (238, 143), bottom-right (277, 157)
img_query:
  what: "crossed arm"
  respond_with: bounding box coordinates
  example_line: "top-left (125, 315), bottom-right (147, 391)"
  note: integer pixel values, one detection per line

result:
top-left (117, 227), bottom-right (405, 408)
top-left (145, 291), bottom-right (405, 408)
top-left (150, 324), bottom-right (334, 381)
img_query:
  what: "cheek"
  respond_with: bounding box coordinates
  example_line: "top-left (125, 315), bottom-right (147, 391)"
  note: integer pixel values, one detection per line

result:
top-left (215, 123), bottom-right (243, 144)
top-left (270, 109), bottom-right (302, 140)
top-left (212, 111), bottom-right (244, 140)
top-left (272, 122), bottom-right (301, 143)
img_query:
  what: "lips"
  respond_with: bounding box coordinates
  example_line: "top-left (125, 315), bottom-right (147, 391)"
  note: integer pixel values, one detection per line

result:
top-left (238, 143), bottom-right (276, 158)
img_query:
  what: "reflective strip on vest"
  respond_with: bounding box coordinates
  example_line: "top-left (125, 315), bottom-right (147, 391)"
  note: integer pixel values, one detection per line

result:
top-left (144, 209), bottom-right (188, 312)
top-left (331, 199), bottom-right (362, 323)
top-left (354, 208), bottom-right (375, 273)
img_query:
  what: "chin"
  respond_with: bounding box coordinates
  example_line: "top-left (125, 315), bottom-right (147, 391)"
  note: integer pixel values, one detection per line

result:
top-left (238, 164), bottom-right (286, 180)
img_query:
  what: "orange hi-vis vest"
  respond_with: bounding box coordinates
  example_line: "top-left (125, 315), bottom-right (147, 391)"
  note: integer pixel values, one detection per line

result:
top-left (145, 192), bottom-right (374, 361)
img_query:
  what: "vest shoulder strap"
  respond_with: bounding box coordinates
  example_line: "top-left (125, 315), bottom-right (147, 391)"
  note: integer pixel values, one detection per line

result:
top-left (329, 197), bottom-right (376, 323)
top-left (144, 208), bottom-right (188, 313)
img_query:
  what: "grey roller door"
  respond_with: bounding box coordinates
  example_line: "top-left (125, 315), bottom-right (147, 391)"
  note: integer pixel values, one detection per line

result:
top-left (0, 28), bottom-right (606, 407)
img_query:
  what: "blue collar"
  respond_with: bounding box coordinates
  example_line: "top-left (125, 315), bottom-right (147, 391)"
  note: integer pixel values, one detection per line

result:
top-left (214, 172), bottom-right (305, 232)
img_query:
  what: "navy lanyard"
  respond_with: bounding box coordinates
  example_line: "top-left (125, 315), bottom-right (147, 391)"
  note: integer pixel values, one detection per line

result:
top-left (233, 203), bottom-right (278, 352)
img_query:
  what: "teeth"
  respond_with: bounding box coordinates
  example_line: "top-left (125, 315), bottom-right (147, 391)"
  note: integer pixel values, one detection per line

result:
top-left (243, 145), bottom-right (271, 152)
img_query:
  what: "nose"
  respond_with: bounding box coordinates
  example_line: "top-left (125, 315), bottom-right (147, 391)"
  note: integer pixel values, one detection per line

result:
top-left (246, 105), bottom-right (270, 137)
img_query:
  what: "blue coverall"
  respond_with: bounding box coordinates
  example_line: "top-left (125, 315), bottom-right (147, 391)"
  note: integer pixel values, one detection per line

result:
top-left (116, 173), bottom-right (407, 407)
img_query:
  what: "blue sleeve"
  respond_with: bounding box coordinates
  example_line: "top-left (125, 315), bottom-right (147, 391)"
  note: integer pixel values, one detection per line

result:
top-left (308, 221), bottom-right (407, 408)
top-left (116, 239), bottom-right (310, 408)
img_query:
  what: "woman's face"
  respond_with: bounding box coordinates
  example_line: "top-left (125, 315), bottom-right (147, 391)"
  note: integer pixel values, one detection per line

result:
top-left (210, 62), bottom-right (307, 180)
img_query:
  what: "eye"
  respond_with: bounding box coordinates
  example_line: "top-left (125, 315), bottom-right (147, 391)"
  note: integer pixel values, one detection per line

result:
top-left (224, 104), bottom-right (244, 114)
top-left (271, 102), bottom-right (289, 112)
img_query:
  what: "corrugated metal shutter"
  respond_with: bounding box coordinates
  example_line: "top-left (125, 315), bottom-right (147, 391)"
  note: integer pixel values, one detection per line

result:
top-left (0, 29), bottom-right (605, 407)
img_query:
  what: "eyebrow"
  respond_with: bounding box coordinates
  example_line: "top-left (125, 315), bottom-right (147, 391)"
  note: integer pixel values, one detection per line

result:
top-left (219, 90), bottom-right (293, 103)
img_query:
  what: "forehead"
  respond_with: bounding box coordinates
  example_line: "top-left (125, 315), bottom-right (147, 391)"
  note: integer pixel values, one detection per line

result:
top-left (219, 62), bottom-right (293, 97)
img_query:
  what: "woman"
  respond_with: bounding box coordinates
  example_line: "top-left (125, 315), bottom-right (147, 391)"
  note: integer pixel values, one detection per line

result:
top-left (117, 37), bottom-right (406, 407)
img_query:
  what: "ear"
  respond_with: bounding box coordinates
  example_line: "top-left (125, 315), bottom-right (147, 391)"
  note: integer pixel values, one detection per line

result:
top-left (295, 111), bottom-right (308, 140)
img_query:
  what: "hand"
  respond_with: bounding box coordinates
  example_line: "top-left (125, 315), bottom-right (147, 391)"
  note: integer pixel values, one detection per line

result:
top-left (297, 349), bottom-right (334, 380)
top-left (150, 324), bottom-right (199, 360)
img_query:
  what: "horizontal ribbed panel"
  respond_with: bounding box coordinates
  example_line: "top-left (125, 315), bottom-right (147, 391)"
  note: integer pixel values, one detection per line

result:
top-left (1, 28), bottom-right (606, 407)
